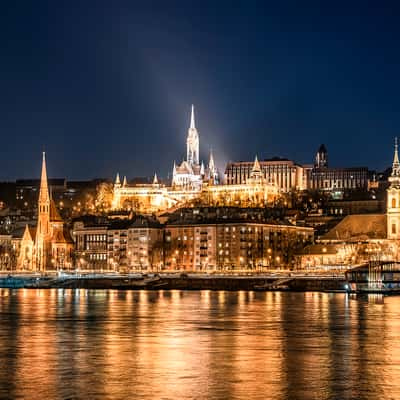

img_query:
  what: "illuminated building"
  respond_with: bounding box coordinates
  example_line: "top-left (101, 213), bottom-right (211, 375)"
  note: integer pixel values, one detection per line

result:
top-left (202, 156), bottom-right (279, 206)
top-left (298, 139), bottom-right (400, 270)
top-left (112, 106), bottom-right (279, 213)
top-left (164, 207), bottom-right (313, 271)
top-left (17, 153), bottom-right (73, 271)
top-left (225, 157), bottom-right (306, 191)
top-left (225, 144), bottom-right (370, 194)
top-left (306, 144), bottom-right (369, 192)
top-left (387, 137), bottom-right (400, 239)
top-left (111, 173), bottom-right (176, 213)
top-left (73, 222), bottom-right (108, 270)
top-left (73, 215), bottom-right (163, 271)
top-left (172, 105), bottom-right (203, 190)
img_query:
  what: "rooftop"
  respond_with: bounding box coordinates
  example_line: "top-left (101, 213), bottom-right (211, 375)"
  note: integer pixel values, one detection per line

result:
top-left (321, 214), bottom-right (387, 241)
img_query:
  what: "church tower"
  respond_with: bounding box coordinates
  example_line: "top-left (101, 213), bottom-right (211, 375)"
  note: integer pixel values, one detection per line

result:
top-left (387, 138), bottom-right (400, 239)
top-left (112, 173), bottom-right (121, 209)
top-left (35, 152), bottom-right (51, 271)
top-left (208, 149), bottom-right (219, 184)
top-left (186, 105), bottom-right (199, 166)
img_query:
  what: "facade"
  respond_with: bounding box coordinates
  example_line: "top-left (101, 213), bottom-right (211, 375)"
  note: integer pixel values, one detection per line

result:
top-left (108, 217), bottom-right (163, 271)
top-left (225, 157), bottom-right (305, 192)
top-left (112, 174), bottom-right (176, 213)
top-left (306, 144), bottom-right (369, 192)
top-left (202, 156), bottom-right (280, 206)
top-left (164, 207), bottom-right (313, 271)
top-left (73, 216), bottom-right (163, 271)
top-left (0, 232), bottom-right (19, 270)
top-left (73, 223), bottom-right (108, 270)
top-left (17, 153), bottom-right (73, 271)
top-left (225, 144), bottom-right (370, 194)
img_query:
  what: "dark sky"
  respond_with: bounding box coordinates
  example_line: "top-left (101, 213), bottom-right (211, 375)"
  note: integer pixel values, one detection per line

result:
top-left (1, 0), bottom-right (400, 180)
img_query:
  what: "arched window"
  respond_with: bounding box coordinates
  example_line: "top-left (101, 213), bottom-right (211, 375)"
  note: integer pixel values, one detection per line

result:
top-left (392, 198), bottom-right (397, 209)
top-left (392, 223), bottom-right (397, 235)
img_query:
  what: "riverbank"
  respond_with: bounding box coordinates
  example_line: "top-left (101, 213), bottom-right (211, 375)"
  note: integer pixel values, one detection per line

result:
top-left (0, 273), bottom-right (347, 292)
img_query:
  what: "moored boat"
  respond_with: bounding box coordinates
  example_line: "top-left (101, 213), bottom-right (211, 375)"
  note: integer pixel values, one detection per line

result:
top-left (345, 261), bottom-right (400, 294)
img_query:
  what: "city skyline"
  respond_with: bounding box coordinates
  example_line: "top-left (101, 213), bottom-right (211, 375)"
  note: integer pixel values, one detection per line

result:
top-left (3, 4), bottom-right (400, 400)
top-left (1, 1), bottom-right (400, 180)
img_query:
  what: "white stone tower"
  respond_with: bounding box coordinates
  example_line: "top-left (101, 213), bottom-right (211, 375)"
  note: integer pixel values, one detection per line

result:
top-left (387, 138), bottom-right (400, 239)
top-left (186, 105), bottom-right (199, 166)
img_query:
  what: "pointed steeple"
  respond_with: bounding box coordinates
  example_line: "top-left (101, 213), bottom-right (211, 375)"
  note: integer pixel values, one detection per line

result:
top-left (187, 105), bottom-right (199, 165)
top-left (115, 173), bottom-right (121, 186)
top-left (392, 137), bottom-right (400, 177)
top-left (122, 175), bottom-right (127, 187)
top-left (208, 148), bottom-right (215, 171)
top-left (153, 173), bottom-right (158, 185)
top-left (200, 161), bottom-right (205, 176)
top-left (190, 104), bottom-right (195, 129)
top-left (173, 161), bottom-right (177, 175)
top-left (252, 155), bottom-right (261, 173)
top-left (39, 152), bottom-right (49, 203)
top-left (35, 152), bottom-right (51, 271)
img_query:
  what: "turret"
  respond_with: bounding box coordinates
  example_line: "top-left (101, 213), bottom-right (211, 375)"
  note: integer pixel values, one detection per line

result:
top-left (251, 155), bottom-right (262, 175)
top-left (200, 161), bottom-right (205, 177)
top-left (153, 173), bottom-right (159, 186)
top-left (315, 144), bottom-right (328, 168)
top-left (114, 173), bottom-right (121, 188)
top-left (208, 149), bottom-right (219, 185)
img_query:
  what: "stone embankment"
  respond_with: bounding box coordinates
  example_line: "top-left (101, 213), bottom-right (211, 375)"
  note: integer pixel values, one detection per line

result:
top-left (0, 273), bottom-right (347, 292)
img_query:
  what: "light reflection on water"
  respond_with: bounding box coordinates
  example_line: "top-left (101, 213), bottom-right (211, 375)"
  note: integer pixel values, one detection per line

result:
top-left (0, 289), bottom-right (399, 400)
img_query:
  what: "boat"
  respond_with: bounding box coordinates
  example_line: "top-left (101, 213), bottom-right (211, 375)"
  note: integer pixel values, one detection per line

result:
top-left (345, 261), bottom-right (400, 294)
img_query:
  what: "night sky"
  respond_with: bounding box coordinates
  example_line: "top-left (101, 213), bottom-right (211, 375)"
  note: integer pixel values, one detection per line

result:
top-left (1, 1), bottom-right (400, 181)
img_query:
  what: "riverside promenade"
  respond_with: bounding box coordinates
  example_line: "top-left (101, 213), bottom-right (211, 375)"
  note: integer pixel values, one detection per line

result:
top-left (0, 272), bottom-right (347, 292)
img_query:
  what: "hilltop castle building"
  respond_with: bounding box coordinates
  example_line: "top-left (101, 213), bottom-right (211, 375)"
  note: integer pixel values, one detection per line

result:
top-left (112, 106), bottom-right (278, 213)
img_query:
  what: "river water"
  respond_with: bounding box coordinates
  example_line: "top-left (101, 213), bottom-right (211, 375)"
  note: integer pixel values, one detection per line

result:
top-left (0, 289), bottom-right (399, 400)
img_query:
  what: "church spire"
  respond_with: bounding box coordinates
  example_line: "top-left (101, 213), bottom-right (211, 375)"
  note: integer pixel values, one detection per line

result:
top-left (35, 152), bottom-right (51, 271)
top-left (39, 152), bottom-right (49, 203)
top-left (190, 104), bottom-right (195, 129)
top-left (187, 105), bottom-right (199, 165)
top-left (122, 175), bottom-right (127, 187)
top-left (208, 149), bottom-right (215, 171)
top-left (200, 161), bottom-right (205, 176)
top-left (115, 173), bottom-right (121, 186)
top-left (392, 137), bottom-right (400, 177)
top-left (153, 173), bottom-right (158, 185)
